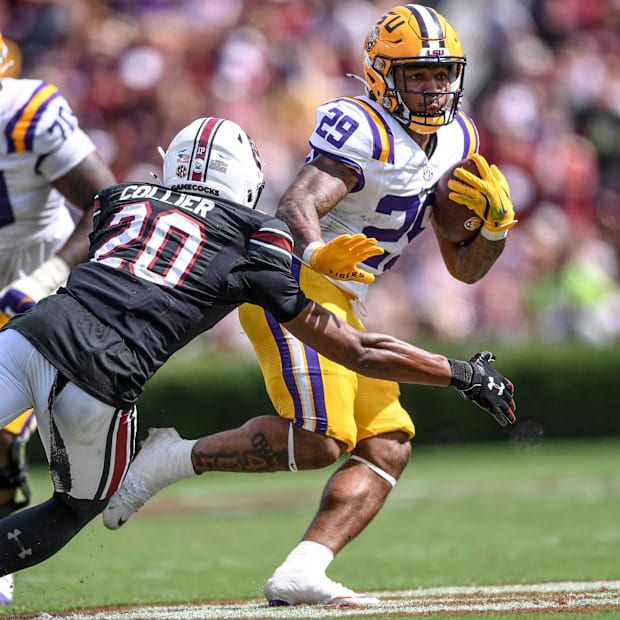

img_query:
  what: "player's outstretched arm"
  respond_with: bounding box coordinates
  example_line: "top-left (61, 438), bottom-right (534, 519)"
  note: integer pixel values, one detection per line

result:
top-left (283, 301), bottom-right (516, 426)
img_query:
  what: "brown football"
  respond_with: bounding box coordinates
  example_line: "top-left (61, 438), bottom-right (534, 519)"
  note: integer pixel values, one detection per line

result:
top-left (431, 158), bottom-right (483, 244)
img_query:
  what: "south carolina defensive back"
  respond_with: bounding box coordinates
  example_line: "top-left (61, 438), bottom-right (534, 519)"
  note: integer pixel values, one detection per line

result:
top-left (9, 179), bottom-right (303, 412)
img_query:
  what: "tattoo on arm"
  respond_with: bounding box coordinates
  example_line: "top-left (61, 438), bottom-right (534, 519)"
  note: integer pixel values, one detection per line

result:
top-left (276, 157), bottom-right (357, 254)
top-left (192, 432), bottom-right (288, 473)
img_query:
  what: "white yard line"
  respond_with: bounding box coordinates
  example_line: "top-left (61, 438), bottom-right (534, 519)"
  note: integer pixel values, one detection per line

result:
top-left (23, 580), bottom-right (620, 619)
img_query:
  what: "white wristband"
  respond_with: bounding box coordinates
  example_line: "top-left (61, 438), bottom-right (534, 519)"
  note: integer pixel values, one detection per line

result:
top-left (11, 256), bottom-right (71, 301)
top-left (302, 241), bottom-right (324, 265)
top-left (480, 227), bottom-right (509, 241)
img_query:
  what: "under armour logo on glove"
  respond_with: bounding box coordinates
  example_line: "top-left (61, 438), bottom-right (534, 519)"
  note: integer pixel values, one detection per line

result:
top-left (487, 377), bottom-right (506, 397)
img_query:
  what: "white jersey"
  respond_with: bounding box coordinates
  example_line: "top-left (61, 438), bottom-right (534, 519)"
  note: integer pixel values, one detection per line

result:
top-left (0, 77), bottom-right (95, 286)
top-left (306, 95), bottom-right (479, 300)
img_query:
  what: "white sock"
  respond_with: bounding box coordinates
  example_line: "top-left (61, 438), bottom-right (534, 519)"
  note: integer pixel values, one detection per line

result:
top-left (278, 540), bottom-right (334, 574)
top-left (168, 438), bottom-right (198, 481)
top-left (141, 435), bottom-right (198, 489)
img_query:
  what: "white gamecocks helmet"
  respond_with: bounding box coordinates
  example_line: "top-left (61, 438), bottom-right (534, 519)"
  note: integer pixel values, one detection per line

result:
top-left (162, 117), bottom-right (265, 209)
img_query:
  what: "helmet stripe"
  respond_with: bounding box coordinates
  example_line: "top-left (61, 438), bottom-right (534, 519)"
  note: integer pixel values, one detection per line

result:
top-left (190, 117), bottom-right (223, 182)
top-left (406, 5), bottom-right (445, 48)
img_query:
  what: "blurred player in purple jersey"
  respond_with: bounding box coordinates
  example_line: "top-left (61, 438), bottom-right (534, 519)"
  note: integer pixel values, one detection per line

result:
top-left (0, 31), bottom-right (115, 604)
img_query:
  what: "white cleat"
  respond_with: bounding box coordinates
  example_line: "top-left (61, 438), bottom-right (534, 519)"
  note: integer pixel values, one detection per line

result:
top-left (102, 427), bottom-right (195, 530)
top-left (0, 574), bottom-right (14, 605)
top-left (264, 570), bottom-right (380, 606)
top-left (103, 470), bottom-right (150, 530)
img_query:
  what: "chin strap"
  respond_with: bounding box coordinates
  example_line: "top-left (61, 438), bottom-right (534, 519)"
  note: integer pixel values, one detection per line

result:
top-left (349, 455), bottom-right (396, 487)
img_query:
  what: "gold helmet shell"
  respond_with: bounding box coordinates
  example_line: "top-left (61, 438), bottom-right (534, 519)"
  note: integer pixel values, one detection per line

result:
top-left (363, 4), bottom-right (466, 134)
top-left (0, 31), bottom-right (19, 78)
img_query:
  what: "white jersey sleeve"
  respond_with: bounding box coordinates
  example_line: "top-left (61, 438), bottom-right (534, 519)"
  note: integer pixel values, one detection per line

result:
top-left (0, 78), bottom-right (96, 267)
top-left (2, 78), bottom-right (95, 181)
top-left (309, 97), bottom-right (388, 191)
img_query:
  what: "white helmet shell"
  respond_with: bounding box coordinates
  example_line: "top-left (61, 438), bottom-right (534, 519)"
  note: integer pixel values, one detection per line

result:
top-left (162, 117), bottom-right (265, 209)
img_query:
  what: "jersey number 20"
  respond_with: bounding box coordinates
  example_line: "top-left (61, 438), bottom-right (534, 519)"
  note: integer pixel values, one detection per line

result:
top-left (93, 201), bottom-right (206, 288)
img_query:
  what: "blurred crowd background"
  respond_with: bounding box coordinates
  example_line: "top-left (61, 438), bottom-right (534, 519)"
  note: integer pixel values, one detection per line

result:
top-left (2, 0), bottom-right (620, 352)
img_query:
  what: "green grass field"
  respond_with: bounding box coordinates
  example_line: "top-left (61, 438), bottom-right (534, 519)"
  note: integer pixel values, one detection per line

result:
top-left (3, 437), bottom-right (620, 618)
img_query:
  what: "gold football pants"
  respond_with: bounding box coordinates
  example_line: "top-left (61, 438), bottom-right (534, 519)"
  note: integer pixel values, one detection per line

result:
top-left (238, 261), bottom-right (415, 452)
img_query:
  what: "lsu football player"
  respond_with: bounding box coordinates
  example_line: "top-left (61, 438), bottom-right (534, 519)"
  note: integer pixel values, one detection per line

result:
top-left (234, 4), bottom-right (517, 605)
top-left (0, 31), bottom-right (115, 603)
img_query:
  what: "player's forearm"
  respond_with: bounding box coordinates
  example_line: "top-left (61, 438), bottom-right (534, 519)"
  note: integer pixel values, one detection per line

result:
top-left (285, 302), bottom-right (452, 386)
top-left (54, 205), bottom-right (97, 268)
top-left (276, 159), bottom-right (351, 257)
top-left (353, 332), bottom-right (452, 386)
top-left (448, 233), bottom-right (506, 283)
top-left (276, 192), bottom-right (323, 258)
top-left (53, 152), bottom-right (117, 267)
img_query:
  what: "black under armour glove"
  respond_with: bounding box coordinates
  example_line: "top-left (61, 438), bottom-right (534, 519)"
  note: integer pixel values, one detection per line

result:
top-left (448, 351), bottom-right (517, 427)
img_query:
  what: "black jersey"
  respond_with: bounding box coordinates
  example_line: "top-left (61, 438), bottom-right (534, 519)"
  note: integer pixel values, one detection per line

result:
top-left (8, 183), bottom-right (309, 407)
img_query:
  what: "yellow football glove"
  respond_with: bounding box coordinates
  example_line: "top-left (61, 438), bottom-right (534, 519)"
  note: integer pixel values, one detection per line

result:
top-left (447, 153), bottom-right (518, 239)
top-left (303, 233), bottom-right (384, 283)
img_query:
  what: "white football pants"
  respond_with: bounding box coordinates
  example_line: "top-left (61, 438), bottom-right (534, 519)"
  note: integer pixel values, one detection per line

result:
top-left (0, 328), bottom-right (136, 500)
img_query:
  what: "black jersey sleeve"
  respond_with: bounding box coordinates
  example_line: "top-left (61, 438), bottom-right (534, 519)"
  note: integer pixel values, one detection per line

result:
top-left (248, 217), bottom-right (295, 270)
top-left (230, 216), bottom-right (308, 322)
top-left (228, 264), bottom-right (309, 324)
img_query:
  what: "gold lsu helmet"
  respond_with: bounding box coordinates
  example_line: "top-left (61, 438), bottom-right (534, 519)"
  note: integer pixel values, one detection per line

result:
top-left (363, 4), bottom-right (466, 134)
top-left (0, 31), bottom-right (18, 78)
